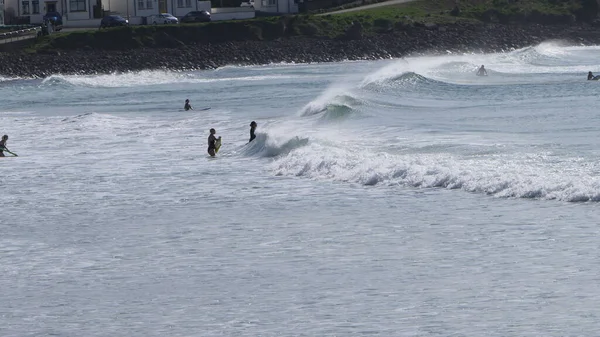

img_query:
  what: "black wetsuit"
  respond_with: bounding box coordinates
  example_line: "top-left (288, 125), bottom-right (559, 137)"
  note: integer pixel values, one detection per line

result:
top-left (249, 126), bottom-right (256, 143)
top-left (208, 134), bottom-right (216, 151)
top-left (588, 73), bottom-right (594, 80)
top-left (0, 141), bottom-right (6, 157)
top-left (184, 102), bottom-right (192, 111)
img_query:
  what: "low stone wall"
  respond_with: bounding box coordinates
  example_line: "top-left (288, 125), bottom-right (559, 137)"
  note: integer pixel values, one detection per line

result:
top-left (1, 22), bottom-right (600, 78)
top-left (211, 7), bottom-right (256, 21)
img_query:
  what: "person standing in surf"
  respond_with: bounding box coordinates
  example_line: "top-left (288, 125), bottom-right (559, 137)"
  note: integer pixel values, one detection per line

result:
top-left (184, 99), bottom-right (193, 111)
top-left (249, 121), bottom-right (257, 143)
top-left (0, 135), bottom-right (15, 157)
top-left (476, 65), bottom-right (487, 76)
top-left (207, 128), bottom-right (220, 157)
top-left (588, 71), bottom-right (594, 80)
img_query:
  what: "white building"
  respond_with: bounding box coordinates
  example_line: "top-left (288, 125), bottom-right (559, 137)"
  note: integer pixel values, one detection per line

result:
top-left (253, 0), bottom-right (297, 13)
top-left (104, 0), bottom-right (211, 21)
top-left (3, 0), bottom-right (253, 26)
top-left (3, 0), bottom-right (212, 25)
top-left (4, 0), bottom-right (108, 24)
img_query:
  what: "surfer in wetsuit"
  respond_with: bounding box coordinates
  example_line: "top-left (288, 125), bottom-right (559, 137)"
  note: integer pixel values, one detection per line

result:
top-left (588, 71), bottom-right (594, 80)
top-left (0, 135), bottom-right (11, 157)
top-left (184, 99), bottom-right (193, 111)
top-left (207, 128), bottom-right (220, 157)
top-left (249, 121), bottom-right (257, 143)
top-left (476, 65), bottom-right (487, 76)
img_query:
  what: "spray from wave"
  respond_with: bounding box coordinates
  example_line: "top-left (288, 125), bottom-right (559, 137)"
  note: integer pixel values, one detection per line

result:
top-left (298, 82), bottom-right (364, 121)
top-left (241, 132), bottom-right (309, 158)
top-left (358, 41), bottom-right (600, 88)
top-left (271, 143), bottom-right (600, 202)
top-left (40, 70), bottom-right (297, 88)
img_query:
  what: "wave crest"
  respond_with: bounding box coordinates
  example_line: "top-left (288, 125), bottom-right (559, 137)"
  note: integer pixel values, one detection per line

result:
top-left (300, 92), bottom-right (362, 120)
top-left (242, 132), bottom-right (309, 158)
top-left (271, 145), bottom-right (600, 202)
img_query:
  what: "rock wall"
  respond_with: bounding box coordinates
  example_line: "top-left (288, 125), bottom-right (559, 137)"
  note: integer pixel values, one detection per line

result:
top-left (1, 23), bottom-right (600, 78)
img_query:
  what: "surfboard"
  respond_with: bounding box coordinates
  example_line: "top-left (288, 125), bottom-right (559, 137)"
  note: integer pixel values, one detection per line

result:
top-left (215, 137), bottom-right (222, 154)
top-left (593, 75), bottom-right (600, 81)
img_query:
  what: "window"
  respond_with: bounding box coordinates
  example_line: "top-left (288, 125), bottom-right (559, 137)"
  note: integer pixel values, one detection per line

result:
top-left (137, 0), bottom-right (144, 9)
top-left (21, 1), bottom-right (30, 14)
top-left (32, 0), bottom-right (39, 13)
top-left (69, 0), bottom-right (85, 11)
top-left (146, 0), bottom-right (152, 8)
top-left (185, 0), bottom-right (191, 7)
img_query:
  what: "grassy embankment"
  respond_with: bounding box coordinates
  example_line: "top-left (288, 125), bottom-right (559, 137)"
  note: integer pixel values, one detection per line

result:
top-left (25, 0), bottom-right (596, 52)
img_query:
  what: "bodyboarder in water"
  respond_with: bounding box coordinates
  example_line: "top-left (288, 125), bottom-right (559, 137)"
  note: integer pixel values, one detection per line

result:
top-left (588, 71), bottom-right (595, 80)
top-left (249, 121), bottom-right (257, 143)
top-left (476, 65), bottom-right (488, 76)
top-left (184, 99), bottom-right (193, 111)
top-left (207, 128), bottom-right (221, 157)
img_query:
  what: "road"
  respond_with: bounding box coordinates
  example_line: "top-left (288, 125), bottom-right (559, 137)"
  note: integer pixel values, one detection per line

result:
top-left (317, 0), bottom-right (416, 15)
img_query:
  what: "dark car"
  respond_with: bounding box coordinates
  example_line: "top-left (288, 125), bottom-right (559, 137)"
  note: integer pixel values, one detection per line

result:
top-left (43, 11), bottom-right (63, 31)
top-left (100, 15), bottom-right (129, 28)
top-left (181, 11), bottom-right (211, 23)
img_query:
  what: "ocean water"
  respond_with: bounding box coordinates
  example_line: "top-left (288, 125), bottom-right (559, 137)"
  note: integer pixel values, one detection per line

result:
top-left (2, 41), bottom-right (600, 336)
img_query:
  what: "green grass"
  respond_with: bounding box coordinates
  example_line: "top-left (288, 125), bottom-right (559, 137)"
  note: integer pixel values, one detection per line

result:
top-left (327, 0), bottom-right (580, 21)
top-left (20, 0), bottom-right (595, 52)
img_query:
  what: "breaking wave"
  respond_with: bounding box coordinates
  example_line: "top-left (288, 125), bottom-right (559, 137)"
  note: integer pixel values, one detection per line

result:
top-left (241, 133), bottom-right (309, 158)
top-left (271, 144), bottom-right (600, 202)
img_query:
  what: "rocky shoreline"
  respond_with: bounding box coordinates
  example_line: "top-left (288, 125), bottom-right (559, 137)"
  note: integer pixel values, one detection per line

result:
top-left (1, 22), bottom-right (600, 78)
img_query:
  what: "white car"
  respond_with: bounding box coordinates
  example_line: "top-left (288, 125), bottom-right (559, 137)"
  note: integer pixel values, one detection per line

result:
top-left (148, 13), bottom-right (179, 24)
top-left (240, 0), bottom-right (254, 7)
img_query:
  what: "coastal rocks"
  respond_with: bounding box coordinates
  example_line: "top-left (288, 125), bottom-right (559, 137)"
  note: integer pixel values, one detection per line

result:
top-left (341, 22), bottom-right (363, 40)
top-left (1, 23), bottom-right (600, 78)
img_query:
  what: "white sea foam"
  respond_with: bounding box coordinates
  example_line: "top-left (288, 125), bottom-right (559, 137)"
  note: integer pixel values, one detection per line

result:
top-left (41, 70), bottom-right (298, 88)
top-left (272, 142), bottom-right (600, 202)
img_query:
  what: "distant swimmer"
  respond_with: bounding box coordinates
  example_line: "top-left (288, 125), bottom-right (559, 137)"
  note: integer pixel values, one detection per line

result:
top-left (0, 135), bottom-right (17, 157)
top-left (249, 121), bottom-right (257, 143)
top-left (207, 128), bottom-right (221, 157)
top-left (588, 71), bottom-right (594, 80)
top-left (476, 65), bottom-right (488, 76)
top-left (184, 99), bottom-right (193, 111)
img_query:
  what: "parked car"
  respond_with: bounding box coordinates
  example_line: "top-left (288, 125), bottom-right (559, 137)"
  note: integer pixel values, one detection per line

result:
top-left (180, 11), bottom-right (211, 23)
top-left (148, 13), bottom-right (179, 24)
top-left (43, 11), bottom-right (63, 31)
top-left (100, 15), bottom-right (129, 28)
top-left (240, 0), bottom-right (254, 7)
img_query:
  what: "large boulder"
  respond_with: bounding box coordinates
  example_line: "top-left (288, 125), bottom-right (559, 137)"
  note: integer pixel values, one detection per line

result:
top-left (574, 0), bottom-right (599, 22)
top-left (343, 21), bottom-right (363, 40)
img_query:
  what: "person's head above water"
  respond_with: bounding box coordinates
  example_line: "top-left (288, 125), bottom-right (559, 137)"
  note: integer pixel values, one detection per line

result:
top-left (250, 121), bottom-right (257, 127)
top-left (589, 71), bottom-right (593, 75)
top-left (185, 99), bottom-right (190, 103)
top-left (2, 135), bottom-right (7, 141)
top-left (210, 128), bottom-right (216, 134)
top-left (480, 65), bottom-right (485, 68)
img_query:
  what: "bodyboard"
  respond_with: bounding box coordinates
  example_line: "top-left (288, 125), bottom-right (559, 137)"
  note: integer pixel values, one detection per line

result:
top-left (215, 137), bottom-right (222, 154)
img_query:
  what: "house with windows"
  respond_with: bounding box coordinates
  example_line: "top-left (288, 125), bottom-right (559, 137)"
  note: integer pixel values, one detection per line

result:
top-left (3, 0), bottom-right (247, 26)
top-left (253, 0), bottom-right (297, 13)
top-left (4, 0), bottom-right (107, 24)
top-left (104, 0), bottom-right (211, 22)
